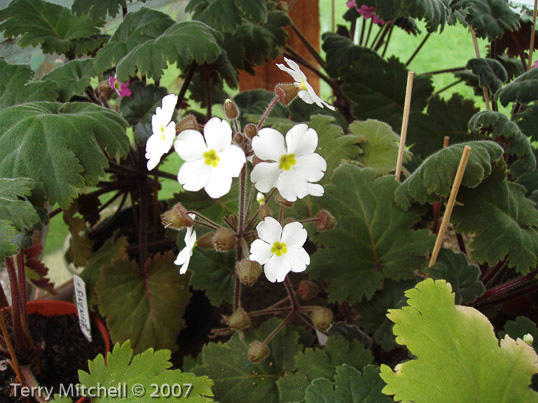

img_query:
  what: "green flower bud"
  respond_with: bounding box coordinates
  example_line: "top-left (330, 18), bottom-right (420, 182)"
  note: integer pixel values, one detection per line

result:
top-left (248, 341), bottom-right (269, 364)
top-left (161, 203), bottom-right (193, 229)
top-left (224, 99), bottom-right (240, 120)
top-left (226, 308), bottom-right (251, 330)
top-left (524, 333), bottom-right (534, 345)
top-left (212, 228), bottom-right (237, 251)
top-left (311, 307), bottom-right (333, 332)
top-left (236, 260), bottom-right (262, 286)
top-left (297, 280), bottom-right (319, 300)
top-left (275, 83), bottom-right (299, 106)
top-left (244, 123), bottom-right (258, 139)
top-left (316, 210), bottom-right (337, 231)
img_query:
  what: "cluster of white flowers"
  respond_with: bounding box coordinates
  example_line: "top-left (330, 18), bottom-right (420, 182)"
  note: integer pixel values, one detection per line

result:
top-left (146, 61), bottom-right (333, 282)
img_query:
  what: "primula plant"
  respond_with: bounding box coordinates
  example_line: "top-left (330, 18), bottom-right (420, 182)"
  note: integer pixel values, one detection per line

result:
top-left (2, 0), bottom-right (538, 401)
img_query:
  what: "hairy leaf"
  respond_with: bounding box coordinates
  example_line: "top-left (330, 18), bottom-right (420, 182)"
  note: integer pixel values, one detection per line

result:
top-left (0, 102), bottom-right (129, 208)
top-left (466, 58), bottom-right (507, 94)
top-left (189, 249), bottom-right (235, 306)
top-left (309, 165), bottom-right (434, 303)
top-left (72, 0), bottom-right (147, 20)
top-left (380, 279), bottom-right (538, 402)
top-left (0, 220), bottom-right (18, 261)
top-left (515, 104), bottom-right (538, 142)
top-left (394, 141), bottom-right (503, 209)
top-left (233, 89), bottom-right (289, 126)
top-left (97, 252), bottom-right (191, 353)
top-left (374, 0), bottom-right (450, 32)
top-left (321, 33), bottom-right (378, 78)
top-left (42, 60), bottom-right (96, 102)
top-left (497, 67), bottom-right (538, 106)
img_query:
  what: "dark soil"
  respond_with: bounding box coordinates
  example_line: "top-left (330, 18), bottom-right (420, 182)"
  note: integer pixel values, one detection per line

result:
top-left (0, 313), bottom-right (106, 402)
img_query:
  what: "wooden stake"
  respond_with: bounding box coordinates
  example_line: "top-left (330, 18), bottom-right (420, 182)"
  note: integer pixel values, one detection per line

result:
top-left (395, 71), bottom-right (414, 181)
top-left (528, 0), bottom-right (538, 70)
top-left (428, 146), bottom-right (472, 267)
top-left (331, 0), bottom-right (335, 33)
top-left (469, 25), bottom-right (491, 110)
top-left (443, 136), bottom-right (450, 148)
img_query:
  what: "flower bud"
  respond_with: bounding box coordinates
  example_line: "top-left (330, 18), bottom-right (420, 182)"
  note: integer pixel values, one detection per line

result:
top-left (196, 231), bottom-right (215, 249)
top-left (275, 194), bottom-right (293, 207)
top-left (226, 308), bottom-right (251, 330)
top-left (97, 80), bottom-right (113, 99)
top-left (224, 99), bottom-right (240, 120)
top-left (258, 203), bottom-right (272, 220)
top-left (244, 124), bottom-right (257, 139)
top-left (176, 115), bottom-right (198, 134)
top-left (234, 133), bottom-right (244, 145)
top-left (524, 333), bottom-right (534, 345)
top-left (311, 307), bottom-right (333, 332)
top-left (256, 193), bottom-right (265, 204)
top-left (297, 280), bottom-right (319, 300)
top-left (161, 204), bottom-right (194, 229)
top-left (236, 260), bottom-right (262, 286)
top-left (248, 341), bottom-right (269, 364)
top-left (316, 210), bottom-right (337, 231)
top-left (275, 83), bottom-right (299, 106)
top-left (212, 228), bottom-right (237, 251)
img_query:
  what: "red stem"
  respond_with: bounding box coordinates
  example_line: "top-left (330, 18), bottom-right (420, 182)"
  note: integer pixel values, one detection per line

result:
top-left (4, 258), bottom-right (27, 358)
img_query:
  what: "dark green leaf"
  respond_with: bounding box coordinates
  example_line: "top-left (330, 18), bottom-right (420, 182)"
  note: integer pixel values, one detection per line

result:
top-left (233, 89), bottom-right (289, 126)
top-left (42, 60), bottom-right (96, 102)
top-left (503, 316), bottom-right (538, 353)
top-left (515, 104), bottom-right (538, 142)
top-left (321, 33), bottom-right (379, 78)
top-left (0, 220), bottom-right (18, 261)
top-left (496, 67), bottom-right (538, 106)
top-left (374, 0), bottom-right (450, 32)
top-left (0, 177), bottom-right (39, 232)
top-left (189, 249), bottom-right (235, 306)
top-left (72, 0), bottom-right (147, 20)
top-left (466, 58), bottom-right (507, 94)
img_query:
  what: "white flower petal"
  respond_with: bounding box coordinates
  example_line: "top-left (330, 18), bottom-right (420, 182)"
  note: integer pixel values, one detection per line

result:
top-left (249, 239), bottom-right (273, 265)
top-left (251, 162), bottom-right (280, 193)
top-left (174, 130), bottom-right (207, 161)
top-left (175, 246), bottom-right (191, 267)
top-left (285, 124), bottom-right (318, 156)
top-left (218, 145), bottom-right (246, 178)
top-left (252, 128), bottom-right (287, 161)
top-left (178, 160), bottom-right (210, 192)
top-left (204, 117), bottom-right (232, 152)
top-left (284, 247), bottom-right (310, 273)
top-left (204, 167), bottom-right (233, 199)
top-left (264, 255), bottom-right (291, 283)
top-left (282, 57), bottom-right (307, 82)
top-left (281, 222), bottom-right (307, 248)
top-left (294, 153), bottom-right (326, 182)
top-left (185, 227), bottom-right (197, 248)
top-left (307, 183), bottom-right (324, 197)
top-left (297, 89), bottom-right (315, 105)
top-left (160, 94), bottom-right (178, 123)
top-left (277, 169), bottom-right (309, 202)
top-left (256, 216), bottom-right (282, 244)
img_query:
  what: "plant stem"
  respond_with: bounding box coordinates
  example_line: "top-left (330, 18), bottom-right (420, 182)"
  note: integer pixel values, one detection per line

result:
top-left (421, 67), bottom-right (466, 76)
top-left (248, 307), bottom-right (293, 317)
top-left (0, 310), bottom-right (25, 389)
top-left (290, 24), bottom-right (326, 69)
top-left (373, 24), bottom-right (390, 51)
top-left (4, 258), bottom-right (26, 358)
top-left (152, 169), bottom-right (178, 181)
top-left (233, 246), bottom-right (241, 311)
top-left (481, 258), bottom-right (506, 285)
top-left (186, 211), bottom-right (221, 230)
top-left (284, 278), bottom-right (299, 311)
top-left (204, 65), bottom-right (212, 120)
top-left (433, 79), bottom-right (464, 96)
top-left (365, 19), bottom-right (374, 47)
top-left (239, 166), bottom-right (247, 234)
top-left (257, 96), bottom-right (279, 130)
top-left (469, 25), bottom-right (491, 110)
top-left (406, 33), bottom-right (431, 66)
top-left (381, 24), bottom-right (394, 58)
top-left (136, 147), bottom-right (149, 272)
top-left (359, 17), bottom-right (367, 45)
top-left (528, 0), bottom-right (538, 69)
top-left (455, 233), bottom-right (467, 254)
top-left (474, 270), bottom-right (538, 305)
top-left (510, 32), bottom-right (528, 71)
top-left (262, 312), bottom-right (294, 345)
top-left (176, 63), bottom-right (197, 111)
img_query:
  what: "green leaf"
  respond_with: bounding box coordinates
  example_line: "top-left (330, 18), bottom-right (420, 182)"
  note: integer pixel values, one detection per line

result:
top-left (407, 94), bottom-right (480, 159)
top-left (321, 33), bottom-right (378, 78)
top-left (0, 0), bottom-right (103, 55)
top-left (374, 0), bottom-right (450, 32)
top-left (503, 316), bottom-right (538, 353)
top-left (350, 119), bottom-right (410, 176)
top-left (277, 336), bottom-right (373, 402)
top-left (394, 141), bottom-right (503, 209)
top-left (94, 8), bottom-right (174, 73)
top-left (42, 60), bottom-right (96, 102)
top-left (305, 364), bottom-right (391, 403)
top-left (355, 280), bottom-right (416, 351)
top-left (0, 102), bottom-right (129, 208)
top-left (468, 110), bottom-right (535, 169)
top-left (380, 279), bottom-right (538, 402)
top-left (452, 162), bottom-right (538, 274)
top-left (116, 21), bottom-right (223, 81)
top-left (0, 178), bottom-right (39, 232)
top-left (189, 249), bottom-right (235, 306)
top-left (77, 341), bottom-right (214, 402)
top-left (97, 252), bottom-right (192, 353)
top-left (309, 165), bottom-right (434, 303)
top-left (0, 60), bottom-right (58, 108)
top-left (192, 318), bottom-right (302, 403)
top-left (0, 220), bottom-right (18, 261)
top-left (451, 0), bottom-right (520, 41)
top-left (466, 58), bottom-right (507, 94)
top-left (72, 0), bottom-right (147, 20)
top-left (187, 0), bottom-right (268, 33)
top-left (497, 67), bottom-right (538, 106)
top-left (515, 104), bottom-right (538, 142)
top-left (233, 89), bottom-right (289, 126)
top-left (426, 248), bottom-right (485, 304)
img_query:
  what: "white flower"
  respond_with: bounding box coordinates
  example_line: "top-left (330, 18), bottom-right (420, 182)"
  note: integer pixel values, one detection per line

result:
top-left (174, 219), bottom-right (197, 274)
top-left (277, 57), bottom-right (335, 111)
top-left (249, 217), bottom-right (310, 282)
top-left (250, 124), bottom-right (326, 202)
top-left (146, 94), bottom-right (179, 170)
top-left (174, 117), bottom-right (246, 199)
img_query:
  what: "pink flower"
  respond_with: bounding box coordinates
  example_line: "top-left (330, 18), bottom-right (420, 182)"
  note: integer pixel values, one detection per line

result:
top-left (109, 75), bottom-right (132, 97)
top-left (357, 5), bottom-right (387, 25)
top-left (532, 61), bottom-right (538, 70)
top-left (346, 0), bottom-right (355, 8)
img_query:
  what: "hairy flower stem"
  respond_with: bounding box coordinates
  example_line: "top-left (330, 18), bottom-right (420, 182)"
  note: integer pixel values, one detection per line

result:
top-left (365, 19), bottom-right (374, 49)
top-left (284, 278), bottom-right (300, 311)
top-left (476, 283), bottom-right (538, 308)
top-left (176, 63), bottom-right (197, 111)
top-left (290, 24), bottom-right (326, 69)
top-left (234, 246), bottom-right (242, 311)
top-left (239, 166), bottom-right (247, 234)
top-left (4, 257), bottom-right (27, 359)
top-left (456, 233), bottom-right (467, 255)
top-left (248, 307), bottom-right (293, 317)
top-left (204, 65), bottom-right (212, 120)
top-left (474, 270), bottom-right (538, 305)
top-left (299, 217), bottom-right (320, 225)
top-left (279, 205), bottom-right (284, 223)
top-left (186, 211), bottom-right (221, 230)
top-left (481, 259), bottom-right (506, 285)
top-left (262, 312), bottom-right (294, 345)
top-left (406, 33), bottom-right (431, 66)
top-left (257, 96), bottom-right (280, 130)
top-left (359, 17), bottom-right (367, 45)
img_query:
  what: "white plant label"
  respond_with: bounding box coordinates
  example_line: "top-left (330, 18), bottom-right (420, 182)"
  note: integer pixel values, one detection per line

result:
top-left (73, 274), bottom-right (92, 342)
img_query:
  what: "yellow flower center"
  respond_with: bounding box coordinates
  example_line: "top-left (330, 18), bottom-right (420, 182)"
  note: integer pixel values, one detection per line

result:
top-left (160, 125), bottom-right (165, 140)
top-left (279, 154), bottom-right (296, 171)
top-left (271, 241), bottom-right (287, 256)
top-left (203, 149), bottom-right (220, 167)
top-left (114, 81), bottom-right (120, 89)
top-left (297, 80), bottom-right (308, 91)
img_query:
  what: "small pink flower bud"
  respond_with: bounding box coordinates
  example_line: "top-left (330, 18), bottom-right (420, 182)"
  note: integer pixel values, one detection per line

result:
top-left (297, 280), bottom-right (319, 300)
top-left (275, 83), bottom-right (299, 106)
top-left (161, 204), bottom-right (193, 229)
top-left (311, 307), bottom-right (333, 332)
top-left (226, 308), bottom-right (251, 330)
top-left (275, 194), bottom-right (293, 207)
top-left (248, 341), bottom-right (269, 364)
top-left (236, 260), bottom-right (262, 286)
top-left (244, 124), bottom-right (258, 139)
top-left (196, 231), bottom-right (215, 249)
top-left (316, 210), bottom-right (337, 231)
top-left (176, 115), bottom-right (199, 134)
top-left (224, 99), bottom-right (240, 120)
top-left (212, 228), bottom-right (237, 251)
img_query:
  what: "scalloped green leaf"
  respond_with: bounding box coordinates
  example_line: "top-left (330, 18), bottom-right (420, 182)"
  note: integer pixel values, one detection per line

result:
top-left (0, 102), bottom-right (129, 208)
top-left (0, 60), bottom-right (58, 108)
top-left (355, 279), bottom-right (416, 351)
top-left (72, 0), bottom-right (147, 20)
top-left (374, 0), bottom-right (450, 32)
top-left (305, 365), bottom-right (391, 403)
top-left (0, 177), bottom-right (39, 232)
top-left (451, 0), bottom-right (520, 41)
top-left (452, 162), bottom-right (538, 274)
top-left (394, 141), bottom-right (503, 209)
top-left (515, 104), bottom-right (538, 142)
top-left (97, 252), bottom-right (191, 354)
top-left (468, 110), bottom-right (535, 169)
top-left (76, 341), bottom-right (214, 402)
top-left (94, 8), bottom-right (174, 73)
top-left (497, 67), bottom-right (538, 106)
top-left (233, 89), bottom-right (289, 125)
top-left (321, 33), bottom-right (378, 78)
top-left (426, 248), bottom-right (485, 304)
top-left (380, 279), bottom-right (538, 402)
top-left (277, 336), bottom-right (373, 402)
top-left (504, 317), bottom-right (538, 353)
top-left (0, 0), bottom-right (103, 55)
top-left (116, 21), bottom-right (223, 81)
top-left (0, 220), bottom-right (18, 261)
top-left (466, 58), bottom-right (508, 94)
top-left (309, 165), bottom-right (434, 303)
top-left (192, 318), bottom-right (302, 403)
top-left (42, 59), bottom-right (96, 102)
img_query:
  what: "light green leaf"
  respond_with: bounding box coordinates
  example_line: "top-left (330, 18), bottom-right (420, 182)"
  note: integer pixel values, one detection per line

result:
top-left (0, 220), bottom-right (18, 261)
top-left (380, 279), bottom-right (538, 402)
top-left (116, 21), bottom-right (223, 81)
top-left (394, 141), bottom-right (503, 209)
top-left (0, 102), bottom-right (129, 208)
top-left (77, 341), bottom-right (214, 402)
top-left (97, 252), bottom-right (191, 353)
top-left (497, 67), bottom-right (538, 106)
top-left (309, 165), bottom-right (434, 303)
top-left (72, 0), bottom-right (147, 20)
top-left (42, 59), bottom-right (96, 102)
